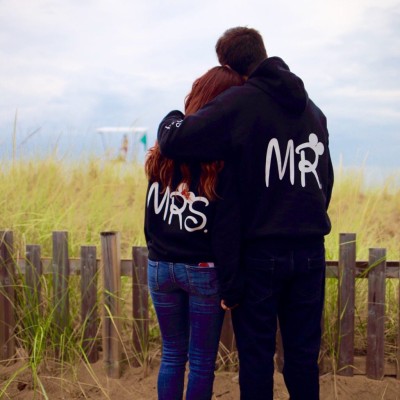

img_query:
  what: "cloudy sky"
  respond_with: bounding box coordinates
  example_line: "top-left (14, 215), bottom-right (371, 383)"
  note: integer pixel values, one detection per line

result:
top-left (0, 0), bottom-right (399, 174)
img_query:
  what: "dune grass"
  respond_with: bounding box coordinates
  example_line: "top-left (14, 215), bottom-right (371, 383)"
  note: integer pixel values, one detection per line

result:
top-left (326, 164), bottom-right (400, 260)
top-left (0, 157), bottom-right (147, 258)
top-left (0, 156), bottom-right (399, 396)
top-left (322, 164), bottom-right (400, 370)
top-left (2, 157), bottom-right (399, 258)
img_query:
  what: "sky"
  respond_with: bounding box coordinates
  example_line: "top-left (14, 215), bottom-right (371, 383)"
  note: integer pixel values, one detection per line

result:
top-left (0, 0), bottom-right (399, 177)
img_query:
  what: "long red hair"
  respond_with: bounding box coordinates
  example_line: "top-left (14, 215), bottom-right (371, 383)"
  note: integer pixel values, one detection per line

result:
top-left (145, 66), bottom-right (244, 199)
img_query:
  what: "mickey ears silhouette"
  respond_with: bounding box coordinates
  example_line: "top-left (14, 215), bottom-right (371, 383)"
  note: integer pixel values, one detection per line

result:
top-left (295, 133), bottom-right (325, 156)
top-left (308, 133), bottom-right (325, 156)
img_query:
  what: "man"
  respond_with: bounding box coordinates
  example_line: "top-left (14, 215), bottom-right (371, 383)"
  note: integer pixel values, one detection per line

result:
top-left (157, 27), bottom-right (333, 400)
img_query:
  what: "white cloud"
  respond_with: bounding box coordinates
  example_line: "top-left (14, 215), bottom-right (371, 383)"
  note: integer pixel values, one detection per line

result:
top-left (0, 0), bottom-right (399, 168)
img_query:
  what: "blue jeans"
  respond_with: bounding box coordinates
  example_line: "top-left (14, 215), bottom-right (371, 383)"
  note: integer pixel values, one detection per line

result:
top-left (232, 243), bottom-right (326, 400)
top-left (148, 260), bottom-right (224, 400)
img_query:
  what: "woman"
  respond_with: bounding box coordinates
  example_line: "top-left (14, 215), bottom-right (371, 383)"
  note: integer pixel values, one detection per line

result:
top-left (145, 66), bottom-right (244, 400)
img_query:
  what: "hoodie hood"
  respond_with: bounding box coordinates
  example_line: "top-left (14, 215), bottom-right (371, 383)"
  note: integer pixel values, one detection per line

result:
top-left (249, 57), bottom-right (308, 114)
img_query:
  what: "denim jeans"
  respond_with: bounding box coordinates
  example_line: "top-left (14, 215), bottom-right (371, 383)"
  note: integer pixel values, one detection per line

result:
top-left (232, 243), bottom-right (326, 400)
top-left (148, 260), bottom-right (224, 400)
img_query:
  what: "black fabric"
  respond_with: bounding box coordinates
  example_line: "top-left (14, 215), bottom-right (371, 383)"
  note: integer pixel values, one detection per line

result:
top-left (144, 159), bottom-right (243, 307)
top-left (158, 57), bottom-right (334, 257)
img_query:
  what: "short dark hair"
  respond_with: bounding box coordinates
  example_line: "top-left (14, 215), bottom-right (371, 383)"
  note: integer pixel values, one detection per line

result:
top-left (215, 27), bottom-right (267, 76)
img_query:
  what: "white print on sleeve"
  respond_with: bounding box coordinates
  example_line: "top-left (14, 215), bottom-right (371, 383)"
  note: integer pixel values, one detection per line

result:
top-left (147, 182), bottom-right (209, 233)
top-left (164, 119), bottom-right (183, 130)
top-left (265, 133), bottom-right (324, 188)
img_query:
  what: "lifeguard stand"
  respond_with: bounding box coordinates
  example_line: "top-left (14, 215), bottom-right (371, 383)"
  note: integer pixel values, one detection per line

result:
top-left (96, 126), bottom-right (148, 161)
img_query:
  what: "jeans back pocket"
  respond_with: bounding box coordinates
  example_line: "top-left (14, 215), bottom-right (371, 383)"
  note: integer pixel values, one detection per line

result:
top-left (147, 259), bottom-right (159, 291)
top-left (295, 254), bottom-right (326, 301)
top-left (186, 265), bottom-right (220, 296)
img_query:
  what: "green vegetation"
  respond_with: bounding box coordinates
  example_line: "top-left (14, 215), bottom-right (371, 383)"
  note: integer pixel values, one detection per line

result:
top-left (1, 158), bottom-right (399, 259)
top-left (0, 157), bottom-right (400, 260)
top-left (0, 157), bottom-right (399, 397)
top-left (326, 165), bottom-right (400, 260)
top-left (0, 157), bottom-right (147, 257)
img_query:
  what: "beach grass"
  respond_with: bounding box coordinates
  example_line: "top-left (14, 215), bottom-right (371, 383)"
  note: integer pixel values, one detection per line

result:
top-left (0, 156), bottom-right (399, 395)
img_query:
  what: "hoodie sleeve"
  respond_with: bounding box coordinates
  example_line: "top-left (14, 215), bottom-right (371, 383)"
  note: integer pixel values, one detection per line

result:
top-left (326, 150), bottom-right (334, 209)
top-left (157, 97), bottom-right (231, 161)
top-left (323, 116), bottom-right (334, 209)
top-left (209, 160), bottom-right (243, 307)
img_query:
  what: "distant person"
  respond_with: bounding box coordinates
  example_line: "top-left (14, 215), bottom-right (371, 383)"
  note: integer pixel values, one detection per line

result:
top-left (118, 134), bottom-right (129, 161)
top-left (157, 27), bottom-right (334, 400)
top-left (144, 66), bottom-right (244, 400)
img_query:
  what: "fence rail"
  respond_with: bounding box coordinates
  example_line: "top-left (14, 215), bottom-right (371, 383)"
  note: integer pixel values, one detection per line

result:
top-left (0, 230), bottom-right (399, 381)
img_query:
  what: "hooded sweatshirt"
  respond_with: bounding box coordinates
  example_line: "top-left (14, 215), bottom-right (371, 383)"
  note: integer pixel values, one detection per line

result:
top-left (158, 57), bottom-right (334, 255)
top-left (144, 158), bottom-right (242, 307)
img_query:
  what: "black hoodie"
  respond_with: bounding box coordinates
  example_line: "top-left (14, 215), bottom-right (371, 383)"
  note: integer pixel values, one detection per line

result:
top-left (158, 57), bottom-right (334, 255)
top-left (144, 156), bottom-right (242, 307)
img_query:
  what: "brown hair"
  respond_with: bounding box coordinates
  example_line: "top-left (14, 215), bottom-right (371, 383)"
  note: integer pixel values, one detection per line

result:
top-left (215, 27), bottom-right (267, 76)
top-left (145, 66), bottom-right (244, 200)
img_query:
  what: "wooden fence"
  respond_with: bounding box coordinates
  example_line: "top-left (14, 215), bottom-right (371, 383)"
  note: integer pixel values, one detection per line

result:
top-left (0, 230), bottom-right (399, 381)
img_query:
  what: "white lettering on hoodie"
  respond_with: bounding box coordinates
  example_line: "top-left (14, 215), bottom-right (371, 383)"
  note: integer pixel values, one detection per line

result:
top-left (265, 133), bottom-right (324, 188)
top-left (147, 182), bottom-right (209, 233)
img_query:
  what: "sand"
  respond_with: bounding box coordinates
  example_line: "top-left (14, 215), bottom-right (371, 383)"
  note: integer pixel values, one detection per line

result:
top-left (1, 356), bottom-right (400, 399)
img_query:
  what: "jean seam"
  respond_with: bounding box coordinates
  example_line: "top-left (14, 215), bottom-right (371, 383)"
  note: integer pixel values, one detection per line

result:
top-left (149, 260), bottom-right (160, 291)
top-left (185, 265), bottom-right (195, 293)
top-left (184, 266), bottom-right (191, 292)
top-left (155, 261), bottom-right (160, 291)
top-left (169, 262), bottom-right (176, 284)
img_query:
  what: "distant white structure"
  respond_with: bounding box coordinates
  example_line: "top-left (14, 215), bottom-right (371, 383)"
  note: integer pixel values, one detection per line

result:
top-left (96, 126), bottom-right (148, 160)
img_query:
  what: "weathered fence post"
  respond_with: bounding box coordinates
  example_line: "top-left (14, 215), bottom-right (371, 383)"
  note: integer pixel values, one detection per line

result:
top-left (0, 231), bottom-right (16, 363)
top-left (132, 246), bottom-right (149, 366)
top-left (366, 248), bottom-right (386, 380)
top-left (81, 245), bottom-right (99, 363)
top-left (52, 231), bottom-right (70, 337)
top-left (101, 232), bottom-right (122, 378)
top-left (337, 233), bottom-right (356, 375)
top-left (26, 245), bottom-right (43, 311)
top-left (25, 244), bottom-right (43, 336)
